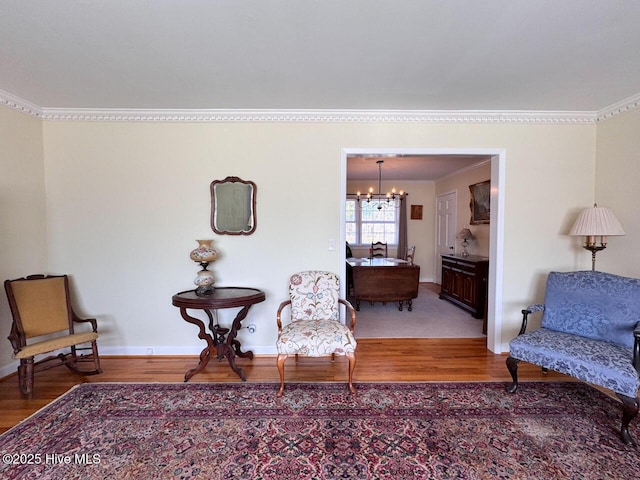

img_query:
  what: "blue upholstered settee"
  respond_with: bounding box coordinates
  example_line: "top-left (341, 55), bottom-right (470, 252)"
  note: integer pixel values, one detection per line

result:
top-left (506, 270), bottom-right (640, 445)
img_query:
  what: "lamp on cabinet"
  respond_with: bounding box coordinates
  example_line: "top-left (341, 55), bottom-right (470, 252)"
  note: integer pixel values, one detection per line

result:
top-left (457, 228), bottom-right (475, 257)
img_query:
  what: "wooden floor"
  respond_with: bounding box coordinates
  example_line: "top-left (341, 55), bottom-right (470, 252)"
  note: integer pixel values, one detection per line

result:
top-left (0, 338), bottom-right (573, 434)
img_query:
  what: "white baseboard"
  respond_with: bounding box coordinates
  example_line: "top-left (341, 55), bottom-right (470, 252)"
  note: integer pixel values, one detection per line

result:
top-left (0, 345), bottom-right (279, 380)
top-left (0, 361), bottom-right (18, 379)
top-left (98, 345), bottom-right (278, 356)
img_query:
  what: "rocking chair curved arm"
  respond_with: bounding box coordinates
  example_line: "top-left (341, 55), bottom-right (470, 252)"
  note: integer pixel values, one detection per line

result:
top-left (72, 312), bottom-right (99, 333)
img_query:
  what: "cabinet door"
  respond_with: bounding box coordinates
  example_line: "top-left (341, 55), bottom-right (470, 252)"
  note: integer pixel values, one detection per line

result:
top-left (461, 273), bottom-right (477, 306)
top-left (441, 265), bottom-right (454, 295)
top-left (450, 270), bottom-right (464, 300)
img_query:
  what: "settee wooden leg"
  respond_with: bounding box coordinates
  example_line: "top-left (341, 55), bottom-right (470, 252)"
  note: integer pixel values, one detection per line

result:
top-left (616, 393), bottom-right (639, 445)
top-left (505, 356), bottom-right (520, 393)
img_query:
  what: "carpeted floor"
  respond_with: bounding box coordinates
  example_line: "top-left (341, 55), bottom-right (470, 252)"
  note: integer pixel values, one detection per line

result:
top-left (353, 283), bottom-right (485, 338)
top-left (1, 382), bottom-right (637, 479)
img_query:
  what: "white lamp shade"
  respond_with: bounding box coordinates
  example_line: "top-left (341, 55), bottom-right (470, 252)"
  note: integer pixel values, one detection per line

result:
top-left (569, 205), bottom-right (625, 236)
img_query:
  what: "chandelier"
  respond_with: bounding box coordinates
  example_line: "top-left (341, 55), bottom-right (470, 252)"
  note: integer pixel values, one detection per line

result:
top-left (356, 160), bottom-right (404, 210)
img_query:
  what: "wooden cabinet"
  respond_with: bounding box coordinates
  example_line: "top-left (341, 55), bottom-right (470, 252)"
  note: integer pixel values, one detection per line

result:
top-left (440, 254), bottom-right (489, 320)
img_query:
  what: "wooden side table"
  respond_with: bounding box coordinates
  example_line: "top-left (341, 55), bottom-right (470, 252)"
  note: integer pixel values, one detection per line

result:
top-left (172, 287), bottom-right (265, 382)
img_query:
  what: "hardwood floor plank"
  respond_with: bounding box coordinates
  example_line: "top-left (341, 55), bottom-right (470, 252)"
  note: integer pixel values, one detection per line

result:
top-left (0, 338), bottom-right (571, 434)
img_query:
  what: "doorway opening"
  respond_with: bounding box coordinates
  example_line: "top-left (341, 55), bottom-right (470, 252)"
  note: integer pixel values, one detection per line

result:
top-left (341, 148), bottom-right (505, 353)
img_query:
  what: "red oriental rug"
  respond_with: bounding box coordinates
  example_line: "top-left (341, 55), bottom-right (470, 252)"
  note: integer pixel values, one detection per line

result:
top-left (0, 382), bottom-right (638, 479)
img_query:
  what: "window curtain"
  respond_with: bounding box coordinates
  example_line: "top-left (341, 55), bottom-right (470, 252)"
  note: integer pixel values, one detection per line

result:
top-left (397, 198), bottom-right (408, 259)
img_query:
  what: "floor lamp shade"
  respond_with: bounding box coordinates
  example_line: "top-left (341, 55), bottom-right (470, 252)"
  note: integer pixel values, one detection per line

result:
top-left (569, 204), bottom-right (625, 270)
top-left (569, 205), bottom-right (625, 240)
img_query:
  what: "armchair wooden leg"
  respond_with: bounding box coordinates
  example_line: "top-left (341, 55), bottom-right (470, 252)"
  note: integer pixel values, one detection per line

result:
top-left (346, 351), bottom-right (356, 394)
top-left (276, 353), bottom-right (288, 397)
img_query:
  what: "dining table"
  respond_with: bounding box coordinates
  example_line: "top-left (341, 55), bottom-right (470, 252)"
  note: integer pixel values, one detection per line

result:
top-left (347, 257), bottom-right (420, 311)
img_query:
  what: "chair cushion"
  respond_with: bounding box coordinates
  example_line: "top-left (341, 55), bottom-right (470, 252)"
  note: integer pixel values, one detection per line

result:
top-left (14, 332), bottom-right (98, 359)
top-left (276, 319), bottom-right (357, 356)
top-left (509, 328), bottom-right (640, 397)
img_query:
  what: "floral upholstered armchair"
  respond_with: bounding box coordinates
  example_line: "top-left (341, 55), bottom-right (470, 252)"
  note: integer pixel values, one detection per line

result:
top-left (276, 271), bottom-right (357, 397)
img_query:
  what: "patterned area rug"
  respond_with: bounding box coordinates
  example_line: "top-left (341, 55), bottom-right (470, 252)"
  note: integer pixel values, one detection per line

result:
top-left (0, 382), bottom-right (638, 479)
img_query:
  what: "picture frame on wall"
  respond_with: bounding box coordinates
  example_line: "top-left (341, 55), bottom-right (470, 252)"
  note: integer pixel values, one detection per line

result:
top-left (469, 180), bottom-right (490, 224)
top-left (410, 205), bottom-right (423, 220)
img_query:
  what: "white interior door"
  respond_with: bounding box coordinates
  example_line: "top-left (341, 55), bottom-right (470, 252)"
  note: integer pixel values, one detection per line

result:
top-left (435, 191), bottom-right (457, 284)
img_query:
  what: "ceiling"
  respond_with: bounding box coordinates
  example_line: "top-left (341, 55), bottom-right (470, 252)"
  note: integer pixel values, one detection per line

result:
top-left (346, 154), bottom-right (492, 181)
top-left (1, 1), bottom-right (639, 112)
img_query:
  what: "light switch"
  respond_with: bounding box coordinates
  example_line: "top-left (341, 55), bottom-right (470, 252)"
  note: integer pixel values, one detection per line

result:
top-left (328, 239), bottom-right (336, 251)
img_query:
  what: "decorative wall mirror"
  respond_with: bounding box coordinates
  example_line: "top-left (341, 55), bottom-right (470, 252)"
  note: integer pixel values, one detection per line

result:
top-left (210, 176), bottom-right (257, 235)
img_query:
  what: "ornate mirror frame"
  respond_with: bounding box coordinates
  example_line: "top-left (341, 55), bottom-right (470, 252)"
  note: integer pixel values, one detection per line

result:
top-left (210, 176), bottom-right (257, 235)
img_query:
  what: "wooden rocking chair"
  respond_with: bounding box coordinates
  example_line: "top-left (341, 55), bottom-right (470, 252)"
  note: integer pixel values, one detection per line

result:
top-left (5, 274), bottom-right (102, 396)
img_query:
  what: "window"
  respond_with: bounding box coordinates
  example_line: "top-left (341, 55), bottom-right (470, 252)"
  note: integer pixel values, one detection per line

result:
top-left (346, 196), bottom-right (399, 246)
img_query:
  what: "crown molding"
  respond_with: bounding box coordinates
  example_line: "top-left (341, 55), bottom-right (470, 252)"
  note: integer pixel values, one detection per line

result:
top-left (2, 87), bottom-right (639, 124)
top-left (38, 108), bottom-right (598, 124)
top-left (0, 89), bottom-right (43, 118)
top-left (596, 92), bottom-right (640, 121)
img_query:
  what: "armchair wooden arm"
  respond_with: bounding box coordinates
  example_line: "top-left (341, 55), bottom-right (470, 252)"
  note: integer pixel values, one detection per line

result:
top-left (339, 298), bottom-right (357, 332)
top-left (276, 300), bottom-right (292, 333)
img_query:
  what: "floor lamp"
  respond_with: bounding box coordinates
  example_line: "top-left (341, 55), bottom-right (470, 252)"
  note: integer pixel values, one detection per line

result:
top-left (569, 204), bottom-right (625, 271)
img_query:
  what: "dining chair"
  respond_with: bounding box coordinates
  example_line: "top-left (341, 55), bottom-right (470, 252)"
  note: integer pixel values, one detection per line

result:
top-left (406, 245), bottom-right (416, 265)
top-left (5, 274), bottom-right (102, 396)
top-left (275, 271), bottom-right (357, 397)
top-left (371, 241), bottom-right (388, 258)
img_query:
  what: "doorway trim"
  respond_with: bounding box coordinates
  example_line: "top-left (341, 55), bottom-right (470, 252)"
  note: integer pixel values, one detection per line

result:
top-left (341, 147), bottom-right (506, 353)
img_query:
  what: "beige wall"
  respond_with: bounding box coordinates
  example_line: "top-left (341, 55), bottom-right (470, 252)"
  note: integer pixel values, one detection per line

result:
top-left (2, 107), bottom-right (618, 376)
top-left (0, 107), bottom-right (47, 373)
top-left (39, 120), bottom-right (596, 355)
top-left (595, 108), bottom-right (640, 277)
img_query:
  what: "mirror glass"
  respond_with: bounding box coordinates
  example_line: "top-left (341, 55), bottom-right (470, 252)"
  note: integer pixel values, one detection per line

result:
top-left (210, 177), bottom-right (257, 235)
